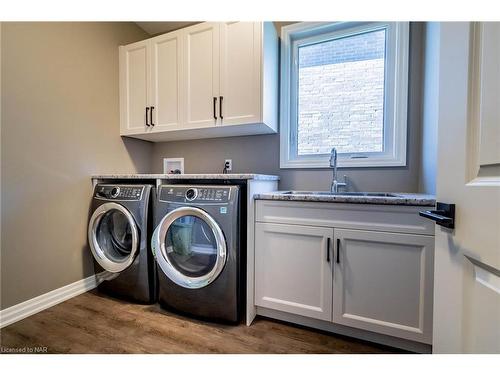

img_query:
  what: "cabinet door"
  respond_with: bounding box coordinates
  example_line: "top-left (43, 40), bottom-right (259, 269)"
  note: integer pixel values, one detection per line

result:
top-left (255, 223), bottom-right (333, 321)
top-left (333, 229), bottom-right (434, 344)
top-left (219, 22), bottom-right (262, 126)
top-left (119, 41), bottom-right (150, 134)
top-left (182, 22), bottom-right (220, 128)
top-left (150, 31), bottom-right (182, 131)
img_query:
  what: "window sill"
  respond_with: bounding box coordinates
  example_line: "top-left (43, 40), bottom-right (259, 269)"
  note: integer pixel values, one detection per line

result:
top-left (280, 156), bottom-right (407, 169)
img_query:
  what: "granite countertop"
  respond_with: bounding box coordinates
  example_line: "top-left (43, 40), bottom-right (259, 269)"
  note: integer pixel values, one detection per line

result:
top-left (255, 191), bottom-right (436, 206)
top-left (92, 173), bottom-right (280, 181)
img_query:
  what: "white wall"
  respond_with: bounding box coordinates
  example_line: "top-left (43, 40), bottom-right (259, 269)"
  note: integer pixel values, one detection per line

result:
top-left (419, 23), bottom-right (440, 194)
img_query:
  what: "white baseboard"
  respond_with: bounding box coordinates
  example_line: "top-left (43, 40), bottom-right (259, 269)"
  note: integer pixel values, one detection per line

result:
top-left (0, 272), bottom-right (112, 329)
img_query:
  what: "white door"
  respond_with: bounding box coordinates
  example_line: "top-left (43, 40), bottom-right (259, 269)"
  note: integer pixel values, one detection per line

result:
top-left (333, 229), bottom-right (434, 344)
top-left (182, 22), bottom-right (220, 129)
top-left (219, 22), bottom-right (262, 126)
top-left (255, 222), bottom-right (333, 321)
top-left (119, 40), bottom-right (150, 134)
top-left (150, 31), bottom-right (182, 131)
top-left (430, 22), bottom-right (500, 353)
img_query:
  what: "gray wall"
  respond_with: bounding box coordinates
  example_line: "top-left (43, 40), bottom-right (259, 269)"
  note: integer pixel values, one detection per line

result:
top-left (418, 23), bottom-right (439, 194)
top-left (1, 22), bottom-right (152, 309)
top-left (0, 21), bottom-right (434, 310)
top-left (152, 23), bottom-right (425, 193)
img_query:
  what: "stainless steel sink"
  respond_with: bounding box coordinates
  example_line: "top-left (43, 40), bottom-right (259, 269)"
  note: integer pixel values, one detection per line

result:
top-left (280, 191), bottom-right (402, 198)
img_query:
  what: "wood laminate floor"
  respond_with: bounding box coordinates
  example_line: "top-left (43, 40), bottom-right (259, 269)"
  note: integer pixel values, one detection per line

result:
top-left (0, 291), bottom-right (404, 354)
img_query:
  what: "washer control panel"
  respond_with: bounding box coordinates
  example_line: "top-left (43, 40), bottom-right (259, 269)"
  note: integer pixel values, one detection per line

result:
top-left (160, 185), bottom-right (231, 203)
top-left (95, 184), bottom-right (144, 200)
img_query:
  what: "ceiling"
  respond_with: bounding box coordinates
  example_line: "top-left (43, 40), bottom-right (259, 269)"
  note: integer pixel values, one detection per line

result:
top-left (135, 22), bottom-right (291, 37)
top-left (135, 22), bottom-right (201, 36)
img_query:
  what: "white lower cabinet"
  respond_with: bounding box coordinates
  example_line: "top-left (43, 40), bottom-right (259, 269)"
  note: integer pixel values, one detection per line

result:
top-left (333, 229), bottom-right (434, 344)
top-left (254, 201), bottom-right (435, 346)
top-left (255, 223), bottom-right (333, 321)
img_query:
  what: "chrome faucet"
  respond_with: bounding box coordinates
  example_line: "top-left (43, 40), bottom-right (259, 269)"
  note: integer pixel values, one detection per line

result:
top-left (330, 148), bottom-right (348, 193)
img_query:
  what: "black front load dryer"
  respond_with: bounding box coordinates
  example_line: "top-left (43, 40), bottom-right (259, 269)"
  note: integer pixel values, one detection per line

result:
top-left (88, 184), bottom-right (156, 304)
top-left (151, 184), bottom-right (241, 323)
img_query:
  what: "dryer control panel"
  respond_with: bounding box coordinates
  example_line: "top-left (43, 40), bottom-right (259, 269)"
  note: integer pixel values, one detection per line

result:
top-left (95, 184), bottom-right (144, 201)
top-left (159, 185), bottom-right (233, 204)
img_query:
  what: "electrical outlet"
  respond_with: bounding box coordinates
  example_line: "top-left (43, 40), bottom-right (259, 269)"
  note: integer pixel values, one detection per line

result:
top-left (224, 159), bottom-right (232, 172)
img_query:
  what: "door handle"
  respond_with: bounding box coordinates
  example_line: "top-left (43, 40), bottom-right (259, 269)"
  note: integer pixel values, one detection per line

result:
top-left (326, 238), bottom-right (331, 262)
top-left (419, 202), bottom-right (455, 229)
top-left (145, 107), bottom-right (150, 126)
top-left (219, 96), bottom-right (223, 120)
top-left (336, 238), bottom-right (340, 264)
top-left (150, 106), bottom-right (155, 126)
top-left (213, 97), bottom-right (217, 120)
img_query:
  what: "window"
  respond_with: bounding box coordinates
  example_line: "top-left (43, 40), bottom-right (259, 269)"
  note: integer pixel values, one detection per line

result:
top-left (280, 22), bottom-right (409, 168)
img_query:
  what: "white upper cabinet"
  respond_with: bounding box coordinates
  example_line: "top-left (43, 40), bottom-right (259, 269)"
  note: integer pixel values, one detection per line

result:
top-left (119, 22), bottom-right (278, 142)
top-left (183, 22), bottom-right (220, 129)
top-left (119, 40), bottom-right (150, 134)
top-left (219, 22), bottom-right (261, 126)
top-left (150, 30), bottom-right (182, 131)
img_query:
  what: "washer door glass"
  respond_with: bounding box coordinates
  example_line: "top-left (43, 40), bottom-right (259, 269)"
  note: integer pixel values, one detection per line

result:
top-left (152, 207), bottom-right (227, 289)
top-left (88, 202), bottom-right (139, 273)
top-left (165, 215), bottom-right (218, 277)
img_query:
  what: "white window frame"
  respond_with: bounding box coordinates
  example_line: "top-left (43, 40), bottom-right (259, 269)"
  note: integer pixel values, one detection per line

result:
top-left (280, 22), bottom-right (410, 169)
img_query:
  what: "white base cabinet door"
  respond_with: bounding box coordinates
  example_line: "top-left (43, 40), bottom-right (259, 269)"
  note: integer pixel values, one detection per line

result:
top-left (255, 223), bottom-right (333, 321)
top-left (333, 229), bottom-right (434, 344)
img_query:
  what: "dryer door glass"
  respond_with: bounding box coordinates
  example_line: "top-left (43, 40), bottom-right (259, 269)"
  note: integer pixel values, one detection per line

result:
top-left (88, 202), bottom-right (139, 273)
top-left (165, 215), bottom-right (218, 278)
top-left (96, 209), bottom-right (134, 262)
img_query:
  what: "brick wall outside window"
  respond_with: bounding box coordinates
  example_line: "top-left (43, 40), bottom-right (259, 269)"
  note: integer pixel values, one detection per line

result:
top-left (297, 29), bottom-right (386, 155)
